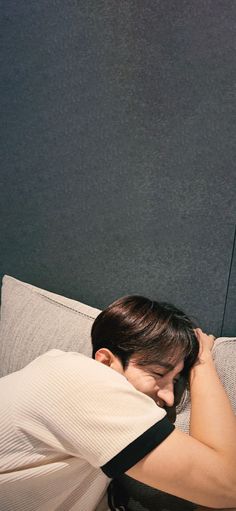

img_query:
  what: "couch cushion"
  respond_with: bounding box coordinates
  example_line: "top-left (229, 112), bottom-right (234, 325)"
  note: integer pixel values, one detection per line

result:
top-left (175, 336), bottom-right (236, 433)
top-left (0, 275), bottom-right (100, 377)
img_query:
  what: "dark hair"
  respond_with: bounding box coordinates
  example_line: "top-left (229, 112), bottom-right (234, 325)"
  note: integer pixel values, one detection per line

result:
top-left (91, 295), bottom-right (199, 377)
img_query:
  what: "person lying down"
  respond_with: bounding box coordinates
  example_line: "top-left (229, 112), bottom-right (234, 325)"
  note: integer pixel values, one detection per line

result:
top-left (0, 295), bottom-right (235, 511)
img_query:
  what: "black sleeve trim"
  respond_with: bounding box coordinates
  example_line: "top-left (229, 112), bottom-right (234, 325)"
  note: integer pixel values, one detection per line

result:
top-left (101, 416), bottom-right (175, 478)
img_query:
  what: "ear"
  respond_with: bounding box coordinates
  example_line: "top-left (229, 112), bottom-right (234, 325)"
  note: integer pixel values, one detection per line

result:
top-left (94, 348), bottom-right (115, 367)
top-left (95, 348), bottom-right (124, 374)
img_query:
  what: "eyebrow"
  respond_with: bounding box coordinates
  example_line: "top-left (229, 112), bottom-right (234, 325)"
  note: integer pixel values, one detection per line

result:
top-left (153, 362), bottom-right (175, 371)
top-left (150, 361), bottom-right (184, 376)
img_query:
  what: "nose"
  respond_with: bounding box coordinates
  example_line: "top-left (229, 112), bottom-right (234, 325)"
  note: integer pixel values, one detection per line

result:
top-left (157, 384), bottom-right (175, 408)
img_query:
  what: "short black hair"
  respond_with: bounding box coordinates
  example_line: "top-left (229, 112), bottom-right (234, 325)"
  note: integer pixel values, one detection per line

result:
top-left (91, 295), bottom-right (199, 376)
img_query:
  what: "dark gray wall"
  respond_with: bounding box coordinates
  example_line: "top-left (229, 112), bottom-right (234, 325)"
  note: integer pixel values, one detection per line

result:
top-left (1, 1), bottom-right (236, 335)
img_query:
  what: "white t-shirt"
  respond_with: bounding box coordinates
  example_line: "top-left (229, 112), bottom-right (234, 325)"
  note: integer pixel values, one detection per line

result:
top-left (0, 350), bottom-right (175, 511)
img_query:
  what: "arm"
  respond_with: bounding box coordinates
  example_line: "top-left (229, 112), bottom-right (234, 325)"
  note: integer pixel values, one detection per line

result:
top-left (194, 507), bottom-right (236, 511)
top-left (126, 331), bottom-right (236, 509)
top-left (189, 330), bottom-right (236, 456)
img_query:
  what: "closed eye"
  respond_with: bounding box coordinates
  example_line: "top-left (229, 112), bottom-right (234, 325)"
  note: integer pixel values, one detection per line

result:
top-left (152, 372), bottom-right (164, 378)
top-left (151, 371), bottom-right (181, 383)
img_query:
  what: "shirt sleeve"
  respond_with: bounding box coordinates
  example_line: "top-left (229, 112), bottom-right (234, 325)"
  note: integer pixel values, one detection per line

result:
top-left (101, 416), bottom-right (174, 478)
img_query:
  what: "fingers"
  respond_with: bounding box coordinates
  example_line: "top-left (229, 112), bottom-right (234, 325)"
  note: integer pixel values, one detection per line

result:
top-left (194, 328), bottom-right (216, 353)
top-left (194, 328), bottom-right (216, 340)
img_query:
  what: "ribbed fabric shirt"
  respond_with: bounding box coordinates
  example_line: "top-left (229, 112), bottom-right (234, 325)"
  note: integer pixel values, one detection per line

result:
top-left (0, 350), bottom-right (175, 510)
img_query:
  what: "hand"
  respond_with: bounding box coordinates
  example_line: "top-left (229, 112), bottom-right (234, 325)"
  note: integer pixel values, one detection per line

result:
top-left (194, 328), bottom-right (216, 364)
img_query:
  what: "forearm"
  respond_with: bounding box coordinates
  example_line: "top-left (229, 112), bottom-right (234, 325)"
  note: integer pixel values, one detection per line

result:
top-left (194, 507), bottom-right (236, 511)
top-left (190, 355), bottom-right (236, 460)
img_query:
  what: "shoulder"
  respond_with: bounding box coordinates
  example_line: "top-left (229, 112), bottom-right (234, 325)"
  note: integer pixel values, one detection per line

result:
top-left (12, 350), bottom-right (157, 407)
top-left (3, 350), bottom-right (171, 468)
top-left (18, 349), bottom-right (104, 381)
top-left (23, 349), bottom-right (132, 388)
top-left (20, 350), bottom-right (167, 426)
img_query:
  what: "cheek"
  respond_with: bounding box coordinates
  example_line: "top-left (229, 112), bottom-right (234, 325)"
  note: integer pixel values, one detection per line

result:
top-left (135, 377), bottom-right (158, 396)
top-left (124, 367), bottom-right (158, 396)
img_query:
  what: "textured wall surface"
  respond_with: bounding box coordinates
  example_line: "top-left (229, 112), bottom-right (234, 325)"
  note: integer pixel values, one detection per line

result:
top-left (1, 1), bottom-right (236, 335)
